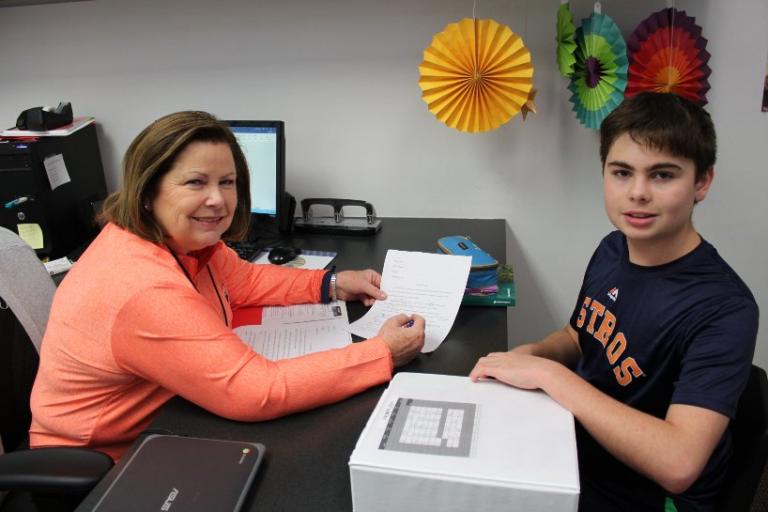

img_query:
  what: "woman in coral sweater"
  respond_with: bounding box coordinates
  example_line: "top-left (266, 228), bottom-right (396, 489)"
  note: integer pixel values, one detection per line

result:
top-left (30, 111), bottom-right (424, 460)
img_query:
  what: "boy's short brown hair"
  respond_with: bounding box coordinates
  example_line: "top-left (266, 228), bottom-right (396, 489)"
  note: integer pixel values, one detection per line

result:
top-left (600, 93), bottom-right (716, 182)
top-left (100, 111), bottom-right (251, 244)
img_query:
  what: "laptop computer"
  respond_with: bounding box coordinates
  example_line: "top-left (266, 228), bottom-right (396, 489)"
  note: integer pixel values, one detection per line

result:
top-left (88, 435), bottom-right (264, 512)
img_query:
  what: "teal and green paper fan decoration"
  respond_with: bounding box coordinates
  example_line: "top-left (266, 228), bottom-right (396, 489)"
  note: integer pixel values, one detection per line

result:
top-left (568, 12), bottom-right (628, 129)
top-left (556, 3), bottom-right (577, 77)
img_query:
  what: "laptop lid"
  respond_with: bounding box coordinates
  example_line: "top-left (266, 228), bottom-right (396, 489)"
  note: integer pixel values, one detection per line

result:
top-left (90, 435), bottom-right (264, 512)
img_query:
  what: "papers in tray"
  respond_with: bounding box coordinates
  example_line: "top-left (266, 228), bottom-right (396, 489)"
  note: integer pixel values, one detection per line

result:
top-left (1, 116), bottom-right (95, 138)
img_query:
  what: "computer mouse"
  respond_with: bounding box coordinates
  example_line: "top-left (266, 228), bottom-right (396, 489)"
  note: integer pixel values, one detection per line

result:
top-left (268, 246), bottom-right (300, 265)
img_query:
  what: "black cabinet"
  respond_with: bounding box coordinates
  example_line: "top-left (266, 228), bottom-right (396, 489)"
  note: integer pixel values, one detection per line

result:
top-left (0, 123), bottom-right (107, 258)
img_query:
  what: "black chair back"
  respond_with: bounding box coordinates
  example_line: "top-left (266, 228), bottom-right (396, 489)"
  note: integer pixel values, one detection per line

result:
top-left (716, 365), bottom-right (768, 512)
top-left (0, 302), bottom-right (39, 454)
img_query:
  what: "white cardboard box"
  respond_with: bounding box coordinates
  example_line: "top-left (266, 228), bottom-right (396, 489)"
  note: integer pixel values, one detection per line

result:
top-left (349, 373), bottom-right (579, 512)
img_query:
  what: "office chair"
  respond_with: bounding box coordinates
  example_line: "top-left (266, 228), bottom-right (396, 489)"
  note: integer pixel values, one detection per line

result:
top-left (715, 364), bottom-right (768, 512)
top-left (0, 227), bottom-right (112, 512)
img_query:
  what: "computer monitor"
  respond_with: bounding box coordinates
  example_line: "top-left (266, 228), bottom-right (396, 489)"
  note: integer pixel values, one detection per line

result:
top-left (225, 120), bottom-right (285, 225)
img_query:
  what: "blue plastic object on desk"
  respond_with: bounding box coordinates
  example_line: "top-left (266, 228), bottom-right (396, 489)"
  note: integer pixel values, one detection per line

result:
top-left (437, 235), bottom-right (499, 289)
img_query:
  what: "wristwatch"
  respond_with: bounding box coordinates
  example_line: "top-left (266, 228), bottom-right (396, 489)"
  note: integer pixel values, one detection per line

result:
top-left (330, 273), bottom-right (337, 302)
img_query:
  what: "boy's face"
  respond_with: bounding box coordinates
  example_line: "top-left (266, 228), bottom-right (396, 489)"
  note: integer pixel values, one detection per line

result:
top-left (602, 133), bottom-right (713, 258)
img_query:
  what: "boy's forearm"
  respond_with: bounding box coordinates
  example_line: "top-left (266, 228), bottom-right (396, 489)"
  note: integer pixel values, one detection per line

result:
top-left (537, 363), bottom-right (727, 494)
top-left (477, 328), bottom-right (725, 494)
top-left (514, 326), bottom-right (581, 368)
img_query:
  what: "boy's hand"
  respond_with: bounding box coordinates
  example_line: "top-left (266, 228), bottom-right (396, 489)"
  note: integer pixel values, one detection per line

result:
top-left (469, 351), bottom-right (556, 390)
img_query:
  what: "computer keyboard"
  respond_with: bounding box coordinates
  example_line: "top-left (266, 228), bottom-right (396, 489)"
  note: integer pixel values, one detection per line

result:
top-left (225, 240), bottom-right (263, 261)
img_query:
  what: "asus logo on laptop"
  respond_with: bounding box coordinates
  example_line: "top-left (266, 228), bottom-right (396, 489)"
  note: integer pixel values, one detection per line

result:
top-left (160, 488), bottom-right (179, 511)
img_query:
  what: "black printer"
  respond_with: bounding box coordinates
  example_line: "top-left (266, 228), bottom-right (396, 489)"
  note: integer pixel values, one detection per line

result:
top-left (0, 122), bottom-right (107, 258)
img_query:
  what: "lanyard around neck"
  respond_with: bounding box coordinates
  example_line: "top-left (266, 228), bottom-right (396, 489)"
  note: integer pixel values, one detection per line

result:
top-left (170, 250), bottom-right (229, 327)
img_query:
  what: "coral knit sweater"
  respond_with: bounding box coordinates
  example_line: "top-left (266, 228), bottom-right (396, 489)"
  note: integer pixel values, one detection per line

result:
top-left (29, 223), bottom-right (392, 460)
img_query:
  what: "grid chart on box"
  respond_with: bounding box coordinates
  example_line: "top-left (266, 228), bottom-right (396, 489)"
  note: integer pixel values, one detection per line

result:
top-left (379, 398), bottom-right (476, 457)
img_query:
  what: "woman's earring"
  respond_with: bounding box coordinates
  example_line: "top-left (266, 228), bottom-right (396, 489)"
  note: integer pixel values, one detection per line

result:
top-left (144, 203), bottom-right (151, 211)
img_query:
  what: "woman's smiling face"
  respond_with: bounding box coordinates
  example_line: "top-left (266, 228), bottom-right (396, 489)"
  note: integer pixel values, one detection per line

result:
top-left (151, 141), bottom-right (237, 254)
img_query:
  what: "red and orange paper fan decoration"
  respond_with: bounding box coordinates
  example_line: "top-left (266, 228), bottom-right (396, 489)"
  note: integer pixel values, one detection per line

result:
top-left (626, 8), bottom-right (711, 105)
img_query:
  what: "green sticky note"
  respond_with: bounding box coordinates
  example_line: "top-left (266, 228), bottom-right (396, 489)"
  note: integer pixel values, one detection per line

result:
top-left (17, 223), bottom-right (44, 250)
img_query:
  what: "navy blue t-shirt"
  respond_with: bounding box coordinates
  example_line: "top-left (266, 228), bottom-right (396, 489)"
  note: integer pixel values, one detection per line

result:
top-left (569, 231), bottom-right (758, 512)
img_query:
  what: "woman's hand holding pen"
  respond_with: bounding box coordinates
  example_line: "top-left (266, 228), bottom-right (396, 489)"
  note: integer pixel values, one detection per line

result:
top-left (378, 314), bottom-right (425, 367)
top-left (335, 270), bottom-right (424, 365)
top-left (336, 269), bottom-right (386, 306)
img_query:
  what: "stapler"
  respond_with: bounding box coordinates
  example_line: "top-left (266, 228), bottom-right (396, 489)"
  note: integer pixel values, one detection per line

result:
top-left (294, 198), bottom-right (382, 235)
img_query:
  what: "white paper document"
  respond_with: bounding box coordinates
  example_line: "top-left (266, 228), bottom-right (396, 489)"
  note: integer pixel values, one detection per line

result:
top-left (234, 302), bottom-right (351, 360)
top-left (260, 302), bottom-right (348, 325)
top-left (43, 256), bottom-right (73, 276)
top-left (235, 319), bottom-right (350, 360)
top-left (43, 153), bottom-right (71, 190)
top-left (349, 250), bottom-right (471, 353)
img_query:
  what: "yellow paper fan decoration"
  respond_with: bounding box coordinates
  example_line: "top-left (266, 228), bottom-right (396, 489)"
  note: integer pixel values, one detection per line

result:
top-left (418, 18), bottom-right (534, 133)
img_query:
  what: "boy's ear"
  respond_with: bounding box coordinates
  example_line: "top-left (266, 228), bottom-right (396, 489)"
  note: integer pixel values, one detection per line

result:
top-left (695, 167), bottom-right (715, 203)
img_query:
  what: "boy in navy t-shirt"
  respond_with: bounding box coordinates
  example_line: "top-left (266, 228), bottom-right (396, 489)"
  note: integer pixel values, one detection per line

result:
top-left (470, 92), bottom-right (758, 511)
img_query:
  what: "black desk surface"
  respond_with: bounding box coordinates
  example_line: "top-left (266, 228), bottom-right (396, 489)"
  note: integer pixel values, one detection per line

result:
top-left (77, 217), bottom-right (508, 512)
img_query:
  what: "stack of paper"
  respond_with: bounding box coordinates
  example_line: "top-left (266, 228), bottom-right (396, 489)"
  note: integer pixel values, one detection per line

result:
top-left (1, 116), bottom-right (95, 137)
top-left (349, 373), bottom-right (580, 512)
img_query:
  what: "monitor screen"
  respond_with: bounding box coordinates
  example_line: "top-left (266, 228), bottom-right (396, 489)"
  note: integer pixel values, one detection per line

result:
top-left (225, 120), bottom-right (285, 218)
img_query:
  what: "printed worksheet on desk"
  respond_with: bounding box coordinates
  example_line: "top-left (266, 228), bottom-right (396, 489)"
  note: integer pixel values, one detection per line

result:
top-left (233, 302), bottom-right (351, 360)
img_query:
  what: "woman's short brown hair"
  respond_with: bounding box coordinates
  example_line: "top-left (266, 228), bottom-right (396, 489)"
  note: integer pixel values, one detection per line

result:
top-left (100, 111), bottom-right (251, 244)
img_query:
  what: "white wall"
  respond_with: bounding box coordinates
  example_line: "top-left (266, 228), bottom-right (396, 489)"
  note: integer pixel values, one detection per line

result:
top-left (1, 0), bottom-right (766, 366)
